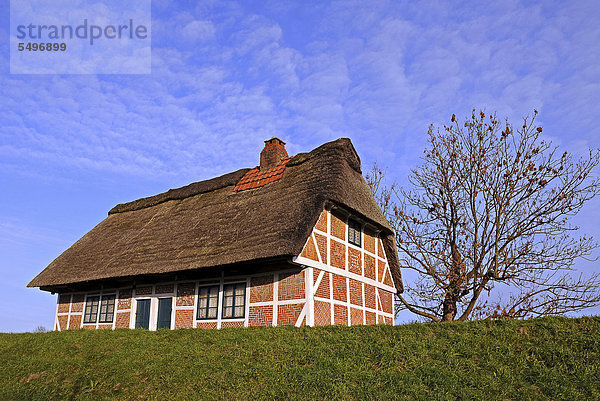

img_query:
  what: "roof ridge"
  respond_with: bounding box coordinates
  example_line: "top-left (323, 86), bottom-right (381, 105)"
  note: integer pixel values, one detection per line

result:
top-left (108, 138), bottom-right (359, 215)
top-left (108, 168), bottom-right (251, 215)
top-left (287, 137), bottom-right (361, 173)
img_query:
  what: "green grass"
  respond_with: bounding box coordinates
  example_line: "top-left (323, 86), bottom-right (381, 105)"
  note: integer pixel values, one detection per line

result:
top-left (1, 316), bottom-right (599, 400)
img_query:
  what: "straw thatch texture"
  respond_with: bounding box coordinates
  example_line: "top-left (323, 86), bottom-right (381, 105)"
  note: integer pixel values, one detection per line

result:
top-left (28, 138), bottom-right (402, 291)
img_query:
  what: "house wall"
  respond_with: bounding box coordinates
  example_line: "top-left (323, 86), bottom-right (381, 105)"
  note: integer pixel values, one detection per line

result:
top-left (53, 208), bottom-right (396, 331)
top-left (295, 208), bottom-right (396, 326)
top-left (54, 267), bottom-right (307, 331)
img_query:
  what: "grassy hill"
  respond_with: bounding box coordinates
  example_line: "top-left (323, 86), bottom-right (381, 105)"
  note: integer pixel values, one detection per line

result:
top-left (1, 316), bottom-right (599, 400)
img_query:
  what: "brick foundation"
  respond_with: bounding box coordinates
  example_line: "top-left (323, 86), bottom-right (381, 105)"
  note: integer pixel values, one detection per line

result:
top-left (221, 321), bottom-right (245, 328)
top-left (196, 322), bottom-right (218, 329)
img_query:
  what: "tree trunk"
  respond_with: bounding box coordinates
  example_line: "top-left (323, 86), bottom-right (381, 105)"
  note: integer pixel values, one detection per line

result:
top-left (442, 242), bottom-right (462, 321)
top-left (441, 292), bottom-right (457, 321)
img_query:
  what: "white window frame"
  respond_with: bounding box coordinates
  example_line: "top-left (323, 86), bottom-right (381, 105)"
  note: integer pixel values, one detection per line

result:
top-left (221, 281), bottom-right (247, 320)
top-left (83, 293), bottom-right (116, 325)
top-left (196, 284), bottom-right (220, 320)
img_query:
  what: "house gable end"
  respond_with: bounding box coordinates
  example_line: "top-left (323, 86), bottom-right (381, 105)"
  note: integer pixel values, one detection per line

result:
top-left (294, 207), bottom-right (398, 325)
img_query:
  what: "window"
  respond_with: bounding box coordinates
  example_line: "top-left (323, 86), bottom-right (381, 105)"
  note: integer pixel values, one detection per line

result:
top-left (83, 296), bottom-right (99, 323)
top-left (222, 283), bottom-right (246, 319)
top-left (98, 295), bottom-right (115, 323)
top-left (84, 295), bottom-right (115, 324)
top-left (197, 285), bottom-right (219, 320)
top-left (348, 218), bottom-right (362, 247)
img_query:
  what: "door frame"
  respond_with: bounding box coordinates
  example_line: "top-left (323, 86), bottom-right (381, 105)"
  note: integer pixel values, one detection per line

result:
top-left (130, 293), bottom-right (176, 331)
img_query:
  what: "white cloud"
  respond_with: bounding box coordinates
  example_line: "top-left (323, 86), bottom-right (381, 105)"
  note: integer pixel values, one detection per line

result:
top-left (181, 20), bottom-right (215, 42)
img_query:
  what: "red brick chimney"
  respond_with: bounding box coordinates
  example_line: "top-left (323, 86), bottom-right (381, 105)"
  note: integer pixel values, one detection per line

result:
top-left (260, 137), bottom-right (288, 170)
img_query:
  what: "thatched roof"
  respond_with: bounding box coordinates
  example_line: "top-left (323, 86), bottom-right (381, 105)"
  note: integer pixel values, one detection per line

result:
top-left (28, 138), bottom-right (403, 292)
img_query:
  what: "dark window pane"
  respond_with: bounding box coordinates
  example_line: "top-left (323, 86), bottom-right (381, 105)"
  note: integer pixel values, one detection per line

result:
top-left (348, 219), bottom-right (362, 247)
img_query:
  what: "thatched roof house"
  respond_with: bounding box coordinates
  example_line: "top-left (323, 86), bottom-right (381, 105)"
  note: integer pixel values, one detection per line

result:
top-left (30, 138), bottom-right (402, 330)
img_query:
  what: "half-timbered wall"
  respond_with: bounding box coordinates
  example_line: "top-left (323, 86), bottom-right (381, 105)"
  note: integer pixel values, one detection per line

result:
top-left (294, 208), bottom-right (396, 326)
top-left (54, 267), bottom-right (307, 331)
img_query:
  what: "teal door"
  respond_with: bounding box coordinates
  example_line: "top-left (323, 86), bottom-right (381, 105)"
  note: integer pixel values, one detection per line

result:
top-left (135, 299), bottom-right (151, 329)
top-left (157, 298), bottom-right (172, 329)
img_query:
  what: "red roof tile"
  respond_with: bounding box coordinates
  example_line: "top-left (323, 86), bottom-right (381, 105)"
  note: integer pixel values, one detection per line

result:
top-left (234, 157), bottom-right (292, 191)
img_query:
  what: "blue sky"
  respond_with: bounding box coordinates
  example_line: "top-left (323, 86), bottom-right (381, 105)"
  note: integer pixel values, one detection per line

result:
top-left (1, 0), bottom-right (599, 331)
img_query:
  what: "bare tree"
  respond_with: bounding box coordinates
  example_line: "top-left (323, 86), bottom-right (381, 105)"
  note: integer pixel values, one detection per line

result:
top-left (367, 110), bottom-right (600, 321)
